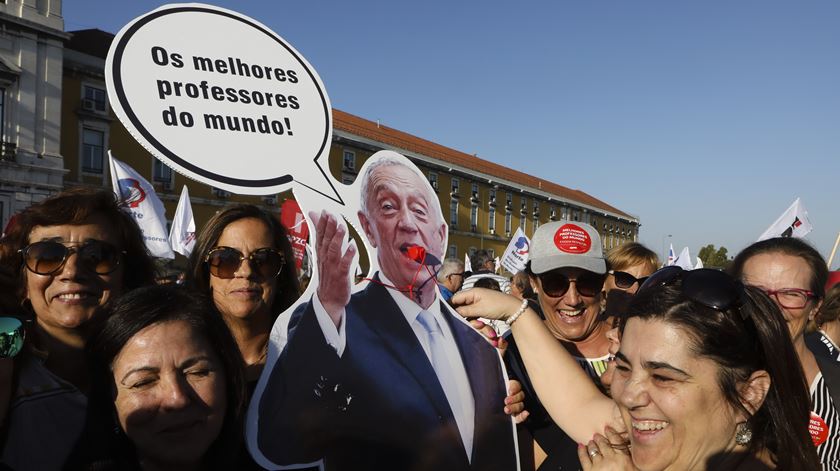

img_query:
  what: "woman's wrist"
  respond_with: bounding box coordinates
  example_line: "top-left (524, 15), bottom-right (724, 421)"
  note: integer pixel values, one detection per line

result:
top-left (505, 299), bottom-right (530, 327)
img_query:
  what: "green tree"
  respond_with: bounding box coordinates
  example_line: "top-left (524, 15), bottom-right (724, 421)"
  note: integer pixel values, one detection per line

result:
top-left (698, 244), bottom-right (730, 269)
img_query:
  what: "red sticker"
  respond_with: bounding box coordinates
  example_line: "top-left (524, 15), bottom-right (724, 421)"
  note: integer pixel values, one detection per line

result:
top-left (553, 224), bottom-right (592, 254)
top-left (810, 411), bottom-right (829, 447)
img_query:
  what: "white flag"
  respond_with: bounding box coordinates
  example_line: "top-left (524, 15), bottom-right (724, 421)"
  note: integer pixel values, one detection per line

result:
top-left (500, 227), bottom-right (530, 274)
top-left (757, 197), bottom-right (813, 241)
top-left (694, 257), bottom-right (704, 270)
top-left (666, 243), bottom-right (676, 266)
top-left (109, 151), bottom-right (174, 259)
top-left (464, 252), bottom-right (472, 273)
top-left (674, 247), bottom-right (694, 271)
top-left (168, 186), bottom-right (196, 257)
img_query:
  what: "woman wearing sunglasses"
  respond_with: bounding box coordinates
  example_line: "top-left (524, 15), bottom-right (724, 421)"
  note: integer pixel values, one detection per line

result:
top-left (0, 187), bottom-right (156, 470)
top-left (188, 204), bottom-right (299, 390)
top-left (503, 221), bottom-right (612, 470)
top-left (454, 266), bottom-right (820, 470)
top-left (731, 237), bottom-right (840, 470)
top-left (599, 243), bottom-right (659, 396)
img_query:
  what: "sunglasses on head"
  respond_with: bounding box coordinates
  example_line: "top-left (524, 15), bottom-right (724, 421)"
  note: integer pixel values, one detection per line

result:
top-left (205, 246), bottom-right (285, 279)
top-left (19, 240), bottom-right (124, 276)
top-left (537, 270), bottom-right (605, 298)
top-left (608, 270), bottom-right (649, 290)
top-left (638, 266), bottom-right (746, 319)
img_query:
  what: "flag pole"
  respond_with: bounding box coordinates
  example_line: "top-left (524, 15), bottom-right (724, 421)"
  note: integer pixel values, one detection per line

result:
top-left (828, 231), bottom-right (840, 269)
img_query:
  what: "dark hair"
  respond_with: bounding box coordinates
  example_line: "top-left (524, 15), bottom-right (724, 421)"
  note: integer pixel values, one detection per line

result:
top-left (512, 271), bottom-right (535, 299)
top-left (816, 284), bottom-right (840, 326)
top-left (621, 280), bottom-right (819, 470)
top-left (187, 204), bottom-right (300, 320)
top-left (86, 284), bottom-right (247, 469)
top-left (474, 277), bottom-right (501, 291)
top-left (470, 249), bottom-right (493, 271)
top-left (730, 237), bottom-right (828, 301)
top-left (0, 187), bottom-right (157, 303)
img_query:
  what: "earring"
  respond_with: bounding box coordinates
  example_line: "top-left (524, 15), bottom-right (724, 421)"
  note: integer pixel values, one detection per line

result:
top-left (735, 422), bottom-right (752, 446)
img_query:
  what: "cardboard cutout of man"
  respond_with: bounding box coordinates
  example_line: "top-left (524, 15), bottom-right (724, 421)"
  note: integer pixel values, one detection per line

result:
top-left (256, 152), bottom-right (516, 470)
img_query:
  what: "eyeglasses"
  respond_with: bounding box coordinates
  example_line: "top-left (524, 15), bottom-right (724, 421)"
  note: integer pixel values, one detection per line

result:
top-left (19, 240), bottom-right (124, 276)
top-left (205, 246), bottom-right (285, 279)
top-left (448, 272), bottom-right (465, 279)
top-left (537, 270), bottom-right (605, 298)
top-left (608, 270), bottom-right (649, 290)
top-left (763, 288), bottom-right (814, 310)
top-left (638, 266), bottom-right (746, 319)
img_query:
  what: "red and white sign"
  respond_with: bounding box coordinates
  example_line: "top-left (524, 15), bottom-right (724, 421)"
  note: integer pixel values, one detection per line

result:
top-left (280, 199), bottom-right (308, 270)
top-left (553, 224), bottom-right (591, 254)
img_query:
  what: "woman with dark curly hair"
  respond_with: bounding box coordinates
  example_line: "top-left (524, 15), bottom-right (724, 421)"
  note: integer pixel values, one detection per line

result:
top-left (0, 187), bottom-right (156, 470)
top-left (453, 267), bottom-right (820, 470)
top-left (188, 204), bottom-right (300, 388)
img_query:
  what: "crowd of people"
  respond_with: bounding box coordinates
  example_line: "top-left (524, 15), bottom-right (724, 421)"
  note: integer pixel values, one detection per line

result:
top-left (0, 181), bottom-right (838, 471)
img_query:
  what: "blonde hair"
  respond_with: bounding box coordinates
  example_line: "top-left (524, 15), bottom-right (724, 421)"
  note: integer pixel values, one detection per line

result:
top-left (606, 242), bottom-right (659, 273)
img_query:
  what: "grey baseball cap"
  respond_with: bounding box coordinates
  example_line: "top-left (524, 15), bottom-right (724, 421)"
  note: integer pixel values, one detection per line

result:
top-left (530, 221), bottom-right (606, 274)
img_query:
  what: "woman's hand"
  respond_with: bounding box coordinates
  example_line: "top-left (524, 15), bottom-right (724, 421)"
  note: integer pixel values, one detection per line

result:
top-left (468, 319), bottom-right (507, 352)
top-left (451, 288), bottom-right (525, 321)
top-left (578, 427), bottom-right (635, 471)
top-left (504, 379), bottom-right (529, 424)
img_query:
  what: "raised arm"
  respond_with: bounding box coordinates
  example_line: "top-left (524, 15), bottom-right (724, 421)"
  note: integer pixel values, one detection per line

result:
top-left (452, 288), bottom-right (622, 443)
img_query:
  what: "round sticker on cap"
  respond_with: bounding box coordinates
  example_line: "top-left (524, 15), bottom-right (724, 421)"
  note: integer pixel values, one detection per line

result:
top-left (554, 224), bottom-right (592, 254)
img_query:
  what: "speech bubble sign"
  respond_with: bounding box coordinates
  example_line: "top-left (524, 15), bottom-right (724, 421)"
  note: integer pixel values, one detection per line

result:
top-left (106, 3), bottom-right (342, 204)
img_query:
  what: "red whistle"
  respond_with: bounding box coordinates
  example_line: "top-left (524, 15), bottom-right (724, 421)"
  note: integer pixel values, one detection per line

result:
top-left (404, 245), bottom-right (426, 264)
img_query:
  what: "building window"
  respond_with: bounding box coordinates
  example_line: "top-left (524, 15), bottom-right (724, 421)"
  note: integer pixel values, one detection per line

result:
top-left (450, 199), bottom-right (458, 228)
top-left (342, 176), bottom-right (354, 184)
top-left (561, 206), bottom-right (568, 220)
top-left (471, 182), bottom-right (479, 199)
top-left (428, 171), bottom-right (438, 191)
top-left (343, 150), bottom-right (355, 171)
top-left (83, 85), bottom-right (107, 112)
top-left (550, 206), bottom-right (557, 221)
top-left (451, 177), bottom-right (460, 195)
top-left (470, 204), bottom-right (478, 232)
top-left (506, 192), bottom-right (512, 207)
top-left (505, 210), bottom-right (512, 235)
top-left (152, 158), bottom-right (172, 187)
top-left (520, 215), bottom-right (526, 232)
top-left (82, 128), bottom-right (104, 174)
top-left (489, 189), bottom-right (496, 204)
top-left (448, 245), bottom-right (457, 258)
top-left (488, 206), bottom-right (496, 233)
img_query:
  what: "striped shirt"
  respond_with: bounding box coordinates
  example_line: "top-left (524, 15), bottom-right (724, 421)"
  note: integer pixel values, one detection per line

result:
top-left (811, 373), bottom-right (840, 470)
top-left (574, 353), bottom-right (611, 382)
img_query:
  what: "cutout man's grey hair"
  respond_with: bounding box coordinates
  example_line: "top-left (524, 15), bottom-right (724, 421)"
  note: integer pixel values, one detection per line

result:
top-left (358, 153), bottom-right (443, 221)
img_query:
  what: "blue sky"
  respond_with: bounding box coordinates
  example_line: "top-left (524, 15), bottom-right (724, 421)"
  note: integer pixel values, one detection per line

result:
top-left (65, 1), bottom-right (840, 267)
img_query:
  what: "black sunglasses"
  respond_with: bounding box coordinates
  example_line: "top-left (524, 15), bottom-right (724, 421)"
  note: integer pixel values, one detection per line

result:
top-left (19, 240), bottom-right (124, 276)
top-left (205, 246), bottom-right (285, 279)
top-left (609, 270), bottom-right (649, 290)
top-left (638, 266), bottom-right (746, 319)
top-left (538, 270), bottom-right (606, 298)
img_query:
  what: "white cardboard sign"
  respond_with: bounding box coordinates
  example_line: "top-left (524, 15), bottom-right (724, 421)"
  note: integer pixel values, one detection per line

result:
top-left (105, 3), bottom-right (342, 203)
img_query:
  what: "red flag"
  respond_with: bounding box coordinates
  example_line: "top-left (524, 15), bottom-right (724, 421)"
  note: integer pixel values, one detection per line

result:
top-left (280, 199), bottom-right (308, 270)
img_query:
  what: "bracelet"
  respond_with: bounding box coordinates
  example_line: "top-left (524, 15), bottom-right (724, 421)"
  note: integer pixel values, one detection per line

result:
top-left (505, 299), bottom-right (530, 327)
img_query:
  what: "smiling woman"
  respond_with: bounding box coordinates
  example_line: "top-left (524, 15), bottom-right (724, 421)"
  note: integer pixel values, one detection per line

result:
top-left (452, 267), bottom-right (822, 470)
top-left (82, 284), bottom-right (246, 470)
top-left (0, 188), bottom-right (156, 470)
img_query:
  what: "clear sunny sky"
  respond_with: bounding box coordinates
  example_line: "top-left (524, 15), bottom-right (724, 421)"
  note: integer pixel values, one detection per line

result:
top-left (64, 1), bottom-right (840, 267)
